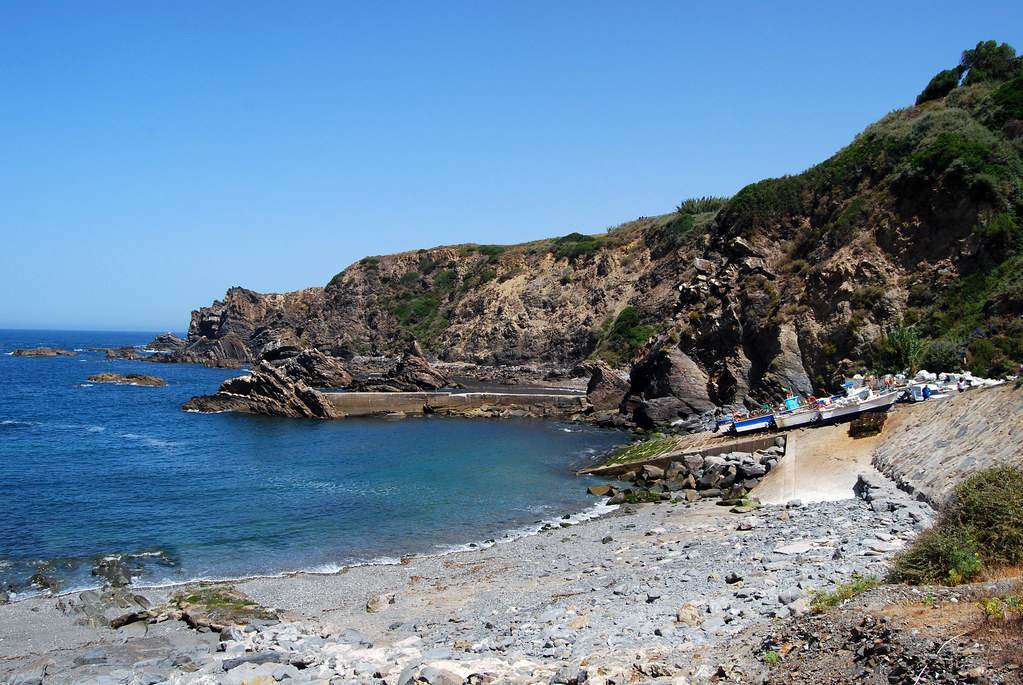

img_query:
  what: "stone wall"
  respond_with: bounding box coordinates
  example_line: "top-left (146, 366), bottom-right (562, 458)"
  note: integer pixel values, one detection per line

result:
top-left (872, 383), bottom-right (1023, 505)
top-left (326, 391), bottom-right (589, 418)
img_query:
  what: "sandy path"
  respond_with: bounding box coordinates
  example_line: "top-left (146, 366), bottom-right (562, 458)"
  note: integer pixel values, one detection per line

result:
top-left (754, 421), bottom-right (890, 504)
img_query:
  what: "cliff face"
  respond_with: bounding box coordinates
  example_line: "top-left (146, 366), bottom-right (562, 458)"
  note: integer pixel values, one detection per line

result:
top-left (183, 48), bottom-right (1023, 415)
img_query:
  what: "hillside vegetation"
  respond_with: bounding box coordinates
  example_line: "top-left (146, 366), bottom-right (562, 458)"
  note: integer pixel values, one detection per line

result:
top-left (187, 41), bottom-right (1023, 413)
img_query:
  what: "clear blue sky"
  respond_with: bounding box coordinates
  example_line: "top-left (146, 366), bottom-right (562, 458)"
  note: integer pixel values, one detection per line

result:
top-left (1, 1), bottom-right (1019, 332)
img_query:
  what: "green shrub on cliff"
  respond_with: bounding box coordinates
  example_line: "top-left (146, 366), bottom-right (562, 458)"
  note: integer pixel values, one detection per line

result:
top-left (592, 306), bottom-right (656, 366)
top-left (888, 466), bottom-right (1023, 585)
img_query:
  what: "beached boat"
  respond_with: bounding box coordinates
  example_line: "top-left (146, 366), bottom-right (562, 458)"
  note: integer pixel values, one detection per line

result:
top-left (731, 412), bottom-right (774, 434)
top-left (773, 405), bottom-right (820, 429)
top-left (819, 386), bottom-right (899, 423)
top-left (716, 416), bottom-right (735, 433)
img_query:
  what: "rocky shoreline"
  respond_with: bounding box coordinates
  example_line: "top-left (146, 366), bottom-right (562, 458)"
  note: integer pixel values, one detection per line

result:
top-left (4, 387), bottom-right (1021, 684)
top-left (0, 466), bottom-right (929, 685)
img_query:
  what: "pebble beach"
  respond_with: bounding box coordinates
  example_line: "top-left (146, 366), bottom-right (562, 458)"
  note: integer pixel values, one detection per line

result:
top-left (0, 463), bottom-right (930, 685)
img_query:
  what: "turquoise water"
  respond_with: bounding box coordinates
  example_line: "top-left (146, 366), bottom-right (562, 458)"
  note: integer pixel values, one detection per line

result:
top-left (0, 330), bottom-right (624, 597)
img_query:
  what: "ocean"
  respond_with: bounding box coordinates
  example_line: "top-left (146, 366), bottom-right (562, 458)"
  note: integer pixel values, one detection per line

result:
top-left (0, 330), bottom-right (625, 599)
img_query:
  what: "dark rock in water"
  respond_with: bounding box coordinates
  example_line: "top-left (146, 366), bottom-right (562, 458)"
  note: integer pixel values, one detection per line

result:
top-left (147, 332), bottom-right (187, 351)
top-left (183, 361), bottom-right (344, 419)
top-left (89, 346), bottom-right (144, 360)
top-left (12, 347), bottom-right (78, 357)
top-left (272, 349), bottom-right (354, 389)
top-left (89, 372), bottom-right (126, 383)
top-left (357, 337), bottom-right (455, 391)
top-left (124, 374), bottom-right (166, 387)
top-left (87, 373), bottom-right (166, 387)
top-left (92, 558), bottom-right (133, 587)
top-left (29, 572), bottom-right (59, 593)
top-left (574, 360), bottom-right (630, 411)
top-left (0, 588), bottom-right (9, 604)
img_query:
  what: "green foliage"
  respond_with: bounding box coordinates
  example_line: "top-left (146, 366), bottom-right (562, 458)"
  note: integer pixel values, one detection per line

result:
top-left (944, 465), bottom-right (1023, 567)
top-left (919, 338), bottom-right (966, 373)
top-left (762, 650), bottom-right (782, 665)
top-left (676, 196), bottom-right (729, 215)
top-left (477, 245), bottom-right (506, 257)
top-left (889, 466), bottom-right (1023, 585)
top-left (872, 325), bottom-right (922, 375)
top-left (593, 306), bottom-right (656, 366)
top-left (359, 256), bottom-right (380, 271)
top-left (974, 212), bottom-right (1023, 259)
top-left (979, 74), bottom-right (1023, 129)
top-left (911, 131), bottom-right (1007, 179)
top-left (809, 574), bottom-right (882, 612)
top-left (433, 269), bottom-right (458, 292)
top-left (724, 175), bottom-right (812, 231)
top-left (916, 67), bottom-right (965, 105)
top-left (887, 526), bottom-right (981, 586)
top-left (961, 40), bottom-right (1020, 86)
top-left (549, 232), bottom-right (606, 260)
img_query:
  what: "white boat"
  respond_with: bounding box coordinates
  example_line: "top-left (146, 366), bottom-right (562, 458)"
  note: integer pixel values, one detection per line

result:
top-left (819, 387), bottom-right (898, 423)
top-left (773, 405), bottom-right (820, 429)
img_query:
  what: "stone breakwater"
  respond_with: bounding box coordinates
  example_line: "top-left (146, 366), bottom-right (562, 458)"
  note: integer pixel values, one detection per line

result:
top-left (0, 474), bottom-right (932, 685)
top-left (588, 440), bottom-right (785, 506)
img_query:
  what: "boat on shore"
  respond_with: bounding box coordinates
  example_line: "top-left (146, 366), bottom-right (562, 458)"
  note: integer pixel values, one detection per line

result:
top-left (773, 404), bottom-right (820, 428)
top-left (819, 385), bottom-right (899, 424)
top-left (731, 411), bottom-right (774, 434)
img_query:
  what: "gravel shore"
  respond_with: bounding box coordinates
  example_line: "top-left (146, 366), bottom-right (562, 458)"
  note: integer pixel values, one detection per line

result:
top-left (0, 464), bottom-right (930, 685)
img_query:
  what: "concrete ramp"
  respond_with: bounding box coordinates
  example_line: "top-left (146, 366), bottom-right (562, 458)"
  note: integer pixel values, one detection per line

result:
top-left (754, 423), bottom-right (888, 504)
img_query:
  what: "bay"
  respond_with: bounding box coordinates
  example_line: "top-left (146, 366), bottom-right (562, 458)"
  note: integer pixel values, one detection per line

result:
top-left (0, 330), bottom-right (624, 597)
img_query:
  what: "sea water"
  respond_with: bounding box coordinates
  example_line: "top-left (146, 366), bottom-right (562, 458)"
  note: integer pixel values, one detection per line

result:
top-left (0, 330), bottom-right (625, 598)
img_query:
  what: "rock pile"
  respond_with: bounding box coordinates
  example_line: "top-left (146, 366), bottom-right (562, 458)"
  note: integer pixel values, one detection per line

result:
top-left (591, 441), bottom-right (785, 505)
top-left (10, 481), bottom-right (936, 685)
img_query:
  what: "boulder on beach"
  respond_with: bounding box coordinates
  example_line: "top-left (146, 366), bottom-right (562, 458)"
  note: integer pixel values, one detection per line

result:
top-left (574, 360), bottom-right (630, 411)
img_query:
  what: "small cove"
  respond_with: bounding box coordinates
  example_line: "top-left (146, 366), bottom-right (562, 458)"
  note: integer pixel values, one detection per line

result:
top-left (0, 330), bottom-right (625, 598)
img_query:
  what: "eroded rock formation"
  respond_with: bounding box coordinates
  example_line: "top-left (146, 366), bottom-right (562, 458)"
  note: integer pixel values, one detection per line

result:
top-left (183, 362), bottom-right (344, 419)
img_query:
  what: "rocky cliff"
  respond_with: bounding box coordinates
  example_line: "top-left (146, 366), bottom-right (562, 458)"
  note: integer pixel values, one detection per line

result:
top-left (178, 44), bottom-right (1023, 423)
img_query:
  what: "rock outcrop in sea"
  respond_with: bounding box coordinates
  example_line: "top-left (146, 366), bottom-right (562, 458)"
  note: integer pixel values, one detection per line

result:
top-left (183, 362), bottom-right (344, 419)
top-left (12, 347), bottom-right (78, 357)
top-left (87, 373), bottom-right (166, 387)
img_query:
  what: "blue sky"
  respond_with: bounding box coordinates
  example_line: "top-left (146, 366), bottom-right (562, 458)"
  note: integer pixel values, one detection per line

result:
top-left (1, 1), bottom-right (1020, 332)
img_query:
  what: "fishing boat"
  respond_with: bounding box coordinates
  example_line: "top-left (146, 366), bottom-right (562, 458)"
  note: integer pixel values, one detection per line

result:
top-left (773, 404), bottom-right (820, 429)
top-left (731, 411), bottom-right (774, 434)
top-left (818, 384), bottom-right (899, 423)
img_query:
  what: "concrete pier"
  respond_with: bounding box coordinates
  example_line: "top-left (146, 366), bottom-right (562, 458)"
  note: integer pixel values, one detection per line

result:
top-left (325, 391), bottom-right (589, 418)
